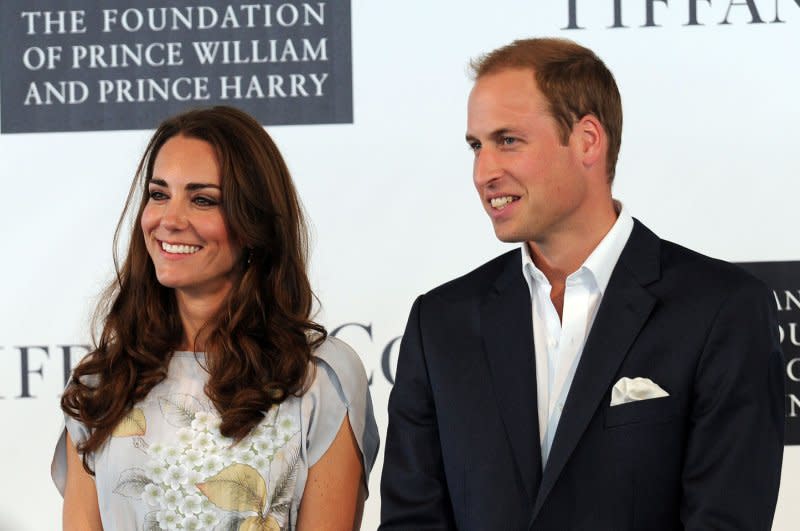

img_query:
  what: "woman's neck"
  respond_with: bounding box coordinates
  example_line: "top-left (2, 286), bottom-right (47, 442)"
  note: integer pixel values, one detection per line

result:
top-left (175, 289), bottom-right (228, 351)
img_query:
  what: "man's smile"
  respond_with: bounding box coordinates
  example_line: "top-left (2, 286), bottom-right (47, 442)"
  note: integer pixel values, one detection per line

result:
top-left (489, 195), bottom-right (520, 210)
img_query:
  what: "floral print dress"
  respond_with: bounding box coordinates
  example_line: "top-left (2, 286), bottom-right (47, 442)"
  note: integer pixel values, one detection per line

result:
top-left (51, 337), bottom-right (379, 531)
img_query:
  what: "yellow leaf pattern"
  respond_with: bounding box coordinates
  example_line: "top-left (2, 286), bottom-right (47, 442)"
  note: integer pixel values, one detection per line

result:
top-left (119, 396), bottom-right (300, 530)
top-left (112, 407), bottom-right (146, 437)
top-left (239, 515), bottom-right (281, 531)
top-left (197, 463), bottom-right (267, 513)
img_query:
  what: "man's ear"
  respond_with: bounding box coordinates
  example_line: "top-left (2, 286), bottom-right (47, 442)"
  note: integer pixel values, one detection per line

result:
top-left (573, 114), bottom-right (606, 171)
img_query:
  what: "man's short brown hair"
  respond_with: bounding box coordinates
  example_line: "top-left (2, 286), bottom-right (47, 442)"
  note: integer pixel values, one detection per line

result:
top-left (471, 38), bottom-right (623, 182)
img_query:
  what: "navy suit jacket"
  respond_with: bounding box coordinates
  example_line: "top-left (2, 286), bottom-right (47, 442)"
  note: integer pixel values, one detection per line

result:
top-left (380, 220), bottom-right (784, 530)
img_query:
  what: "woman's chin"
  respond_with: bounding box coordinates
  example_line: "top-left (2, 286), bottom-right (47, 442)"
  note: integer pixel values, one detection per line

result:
top-left (154, 272), bottom-right (185, 290)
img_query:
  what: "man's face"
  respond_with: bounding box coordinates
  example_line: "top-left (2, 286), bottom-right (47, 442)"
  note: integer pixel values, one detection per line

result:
top-left (466, 68), bottom-right (588, 246)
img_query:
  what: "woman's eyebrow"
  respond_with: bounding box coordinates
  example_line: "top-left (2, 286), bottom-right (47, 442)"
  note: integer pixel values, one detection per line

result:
top-left (186, 182), bottom-right (221, 191)
top-left (147, 178), bottom-right (220, 191)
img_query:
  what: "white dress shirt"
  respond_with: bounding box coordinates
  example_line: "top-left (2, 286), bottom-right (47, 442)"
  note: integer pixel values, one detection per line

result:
top-left (521, 202), bottom-right (634, 465)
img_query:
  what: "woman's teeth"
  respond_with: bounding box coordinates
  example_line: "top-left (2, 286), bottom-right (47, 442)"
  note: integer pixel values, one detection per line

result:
top-left (161, 242), bottom-right (200, 254)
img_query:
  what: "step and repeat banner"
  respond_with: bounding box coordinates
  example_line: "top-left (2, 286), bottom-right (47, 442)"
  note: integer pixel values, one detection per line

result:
top-left (0, 1), bottom-right (798, 529)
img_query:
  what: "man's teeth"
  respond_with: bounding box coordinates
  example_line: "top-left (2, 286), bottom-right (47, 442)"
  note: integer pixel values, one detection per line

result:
top-left (490, 196), bottom-right (517, 209)
top-left (161, 242), bottom-right (200, 254)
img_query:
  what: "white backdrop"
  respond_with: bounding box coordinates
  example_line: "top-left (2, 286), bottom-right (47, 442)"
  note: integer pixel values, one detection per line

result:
top-left (1, 2), bottom-right (798, 529)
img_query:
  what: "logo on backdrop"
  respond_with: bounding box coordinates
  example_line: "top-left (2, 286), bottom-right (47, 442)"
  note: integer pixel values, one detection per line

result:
top-left (0, 325), bottom-right (400, 400)
top-left (4, 266), bottom-right (795, 446)
top-left (738, 261), bottom-right (800, 445)
top-left (0, 1), bottom-right (352, 133)
top-left (563, 0), bottom-right (798, 29)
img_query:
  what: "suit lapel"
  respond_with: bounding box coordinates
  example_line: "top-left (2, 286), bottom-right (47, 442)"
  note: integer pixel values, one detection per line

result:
top-left (481, 251), bottom-right (542, 504)
top-left (531, 220), bottom-right (661, 520)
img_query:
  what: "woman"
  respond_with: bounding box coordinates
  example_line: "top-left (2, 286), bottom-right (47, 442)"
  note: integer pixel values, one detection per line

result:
top-left (51, 106), bottom-right (379, 530)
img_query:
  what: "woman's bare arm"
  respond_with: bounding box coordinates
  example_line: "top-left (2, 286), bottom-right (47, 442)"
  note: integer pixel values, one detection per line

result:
top-left (63, 432), bottom-right (103, 531)
top-left (297, 415), bottom-right (366, 531)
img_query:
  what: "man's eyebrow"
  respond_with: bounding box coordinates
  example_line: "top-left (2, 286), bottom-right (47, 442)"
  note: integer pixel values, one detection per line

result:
top-left (147, 178), bottom-right (220, 191)
top-left (489, 128), bottom-right (513, 140)
top-left (465, 128), bottom-right (513, 143)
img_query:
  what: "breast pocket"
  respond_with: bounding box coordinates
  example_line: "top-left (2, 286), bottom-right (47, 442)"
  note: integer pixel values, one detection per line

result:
top-left (604, 396), bottom-right (680, 428)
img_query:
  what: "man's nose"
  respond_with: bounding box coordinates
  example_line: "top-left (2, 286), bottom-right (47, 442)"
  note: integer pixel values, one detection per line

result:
top-left (473, 147), bottom-right (503, 189)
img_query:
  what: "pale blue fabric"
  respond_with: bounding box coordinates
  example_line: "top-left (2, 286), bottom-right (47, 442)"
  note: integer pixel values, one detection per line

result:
top-left (51, 336), bottom-right (379, 530)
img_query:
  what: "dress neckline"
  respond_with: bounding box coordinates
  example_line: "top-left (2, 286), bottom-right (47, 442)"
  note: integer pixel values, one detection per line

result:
top-left (172, 350), bottom-right (206, 358)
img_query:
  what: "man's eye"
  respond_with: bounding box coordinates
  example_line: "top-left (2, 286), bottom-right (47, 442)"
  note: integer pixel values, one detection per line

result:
top-left (468, 141), bottom-right (481, 152)
top-left (501, 136), bottom-right (516, 146)
top-left (148, 190), bottom-right (167, 200)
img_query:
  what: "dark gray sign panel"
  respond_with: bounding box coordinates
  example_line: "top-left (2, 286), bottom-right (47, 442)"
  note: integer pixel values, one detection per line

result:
top-left (0, 1), bottom-right (352, 133)
top-left (738, 261), bottom-right (800, 445)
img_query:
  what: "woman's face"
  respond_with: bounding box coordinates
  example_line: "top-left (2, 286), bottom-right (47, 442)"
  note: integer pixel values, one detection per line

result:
top-left (141, 135), bottom-right (241, 301)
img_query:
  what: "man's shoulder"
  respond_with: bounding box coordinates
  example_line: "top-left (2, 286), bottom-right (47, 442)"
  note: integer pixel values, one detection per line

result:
top-left (640, 226), bottom-right (770, 303)
top-left (425, 248), bottom-right (520, 302)
top-left (660, 238), bottom-right (765, 289)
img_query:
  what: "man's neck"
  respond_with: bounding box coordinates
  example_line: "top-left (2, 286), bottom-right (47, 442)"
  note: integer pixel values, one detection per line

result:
top-left (527, 201), bottom-right (619, 318)
top-left (529, 219), bottom-right (617, 283)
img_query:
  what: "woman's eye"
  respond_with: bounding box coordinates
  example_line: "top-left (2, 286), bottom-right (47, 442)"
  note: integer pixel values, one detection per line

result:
top-left (193, 196), bottom-right (219, 207)
top-left (148, 190), bottom-right (167, 200)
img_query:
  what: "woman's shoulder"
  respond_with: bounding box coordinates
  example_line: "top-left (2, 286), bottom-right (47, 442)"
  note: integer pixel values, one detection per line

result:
top-left (310, 335), bottom-right (369, 389)
top-left (305, 336), bottom-right (370, 411)
top-left (303, 335), bottom-right (379, 472)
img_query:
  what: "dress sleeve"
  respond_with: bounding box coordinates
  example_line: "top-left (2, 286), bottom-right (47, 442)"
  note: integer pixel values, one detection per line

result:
top-left (51, 392), bottom-right (93, 496)
top-left (305, 336), bottom-right (380, 489)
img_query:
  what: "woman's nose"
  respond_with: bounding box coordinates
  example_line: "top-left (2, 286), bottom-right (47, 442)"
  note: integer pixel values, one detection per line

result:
top-left (160, 200), bottom-right (189, 230)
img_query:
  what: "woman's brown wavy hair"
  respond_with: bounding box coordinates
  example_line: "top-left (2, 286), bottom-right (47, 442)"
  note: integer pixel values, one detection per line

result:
top-left (61, 106), bottom-right (326, 473)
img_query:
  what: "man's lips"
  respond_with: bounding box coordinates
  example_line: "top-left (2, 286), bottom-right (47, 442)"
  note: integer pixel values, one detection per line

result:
top-left (488, 195), bottom-right (521, 210)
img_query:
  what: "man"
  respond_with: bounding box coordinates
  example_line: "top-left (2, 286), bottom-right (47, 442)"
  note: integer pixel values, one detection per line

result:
top-left (380, 38), bottom-right (784, 530)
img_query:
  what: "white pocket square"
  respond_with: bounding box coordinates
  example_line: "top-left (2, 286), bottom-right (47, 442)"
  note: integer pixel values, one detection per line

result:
top-left (610, 377), bottom-right (669, 406)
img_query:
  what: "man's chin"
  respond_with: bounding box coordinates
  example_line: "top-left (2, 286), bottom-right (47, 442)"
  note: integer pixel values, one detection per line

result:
top-left (492, 227), bottom-right (529, 244)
